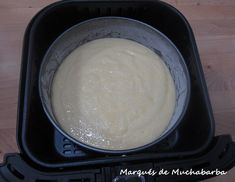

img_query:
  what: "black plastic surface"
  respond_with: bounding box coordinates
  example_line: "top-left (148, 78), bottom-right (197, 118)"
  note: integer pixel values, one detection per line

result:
top-left (17, 0), bottom-right (215, 168)
top-left (1, 135), bottom-right (235, 182)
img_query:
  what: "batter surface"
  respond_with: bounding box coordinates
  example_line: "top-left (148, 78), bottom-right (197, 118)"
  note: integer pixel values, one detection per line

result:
top-left (52, 38), bottom-right (176, 150)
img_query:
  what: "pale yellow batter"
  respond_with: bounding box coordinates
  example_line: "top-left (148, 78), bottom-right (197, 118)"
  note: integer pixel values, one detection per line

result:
top-left (52, 38), bottom-right (176, 150)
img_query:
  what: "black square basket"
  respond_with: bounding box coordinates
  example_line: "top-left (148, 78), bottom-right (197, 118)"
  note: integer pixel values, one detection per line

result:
top-left (0, 1), bottom-right (234, 182)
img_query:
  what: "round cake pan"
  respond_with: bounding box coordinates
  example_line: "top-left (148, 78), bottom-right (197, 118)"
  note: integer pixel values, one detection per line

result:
top-left (39, 17), bottom-right (190, 154)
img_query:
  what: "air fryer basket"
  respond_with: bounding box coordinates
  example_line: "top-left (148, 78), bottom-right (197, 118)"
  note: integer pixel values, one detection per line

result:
top-left (1, 1), bottom-right (234, 182)
top-left (15, 0), bottom-right (215, 167)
